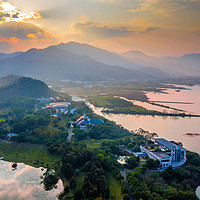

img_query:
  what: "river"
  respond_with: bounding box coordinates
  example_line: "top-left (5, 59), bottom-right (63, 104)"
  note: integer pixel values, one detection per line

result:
top-left (72, 85), bottom-right (200, 154)
top-left (0, 160), bottom-right (63, 200)
top-left (147, 85), bottom-right (200, 114)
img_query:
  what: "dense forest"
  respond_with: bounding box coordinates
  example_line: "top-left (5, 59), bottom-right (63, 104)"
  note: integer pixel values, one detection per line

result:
top-left (0, 77), bottom-right (54, 100)
top-left (0, 76), bottom-right (199, 200)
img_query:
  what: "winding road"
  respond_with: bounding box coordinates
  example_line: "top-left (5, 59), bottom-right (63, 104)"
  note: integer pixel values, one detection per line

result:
top-left (67, 125), bottom-right (74, 142)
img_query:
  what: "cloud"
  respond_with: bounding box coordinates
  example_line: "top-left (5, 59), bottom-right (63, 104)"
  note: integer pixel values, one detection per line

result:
top-left (128, 0), bottom-right (200, 15)
top-left (71, 21), bottom-right (134, 39)
top-left (0, 0), bottom-right (41, 22)
top-left (91, 0), bottom-right (117, 2)
top-left (139, 26), bottom-right (161, 33)
top-left (0, 21), bottom-right (57, 53)
top-left (0, 21), bottom-right (52, 40)
top-left (192, 30), bottom-right (200, 35)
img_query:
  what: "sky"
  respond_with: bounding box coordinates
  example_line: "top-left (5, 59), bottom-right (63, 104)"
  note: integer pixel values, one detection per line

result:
top-left (0, 0), bottom-right (199, 56)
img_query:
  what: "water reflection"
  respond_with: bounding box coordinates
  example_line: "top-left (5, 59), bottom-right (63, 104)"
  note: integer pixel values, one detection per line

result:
top-left (0, 161), bottom-right (63, 200)
top-left (146, 85), bottom-right (200, 114)
top-left (87, 102), bottom-right (200, 154)
top-left (196, 186), bottom-right (200, 200)
top-left (72, 89), bottom-right (200, 154)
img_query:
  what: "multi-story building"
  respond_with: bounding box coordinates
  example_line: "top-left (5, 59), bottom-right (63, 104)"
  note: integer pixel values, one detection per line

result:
top-left (140, 138), bottom-right (187, 169)
top-left (154, 138), bottom-right (187, 162)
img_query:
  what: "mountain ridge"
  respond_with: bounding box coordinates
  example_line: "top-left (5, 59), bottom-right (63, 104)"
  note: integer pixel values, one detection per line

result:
top-left (55, 42), bottom-right (169, 78)
top-left (0, 46), bottom-right (150, 82)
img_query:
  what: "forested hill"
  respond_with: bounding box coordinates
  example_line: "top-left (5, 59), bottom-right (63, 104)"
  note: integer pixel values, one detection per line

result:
top-left (0, 77), bottom-right (54, 100)
top-left (0, 74), bottom-right (22, 87)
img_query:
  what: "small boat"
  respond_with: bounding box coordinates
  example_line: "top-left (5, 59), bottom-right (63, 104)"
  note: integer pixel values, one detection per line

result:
top-left (0, 157), bottom-right (4, 160)
top-left (184, 133), bottom-right (200, 137)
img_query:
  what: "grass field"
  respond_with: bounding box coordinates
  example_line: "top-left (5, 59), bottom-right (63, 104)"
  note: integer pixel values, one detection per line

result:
top-left (0, 108), bottom-right (11, 114)
top-left (75, 172), bottom-right (86, 190)
top-left (74, 172), bottom-right (123, 200)
top-left (89, 95), bottom-right (148, 114)
top-left (86, 141), bottom-right (101, 149)
top-left (0, 142), bottom-right (61, 163)
top-left (108, 173), bottom-right (123, 200)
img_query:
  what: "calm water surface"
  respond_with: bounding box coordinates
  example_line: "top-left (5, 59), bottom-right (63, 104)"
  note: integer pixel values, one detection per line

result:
top-left (147, 85), bottom-right (200, 114)
top-left (0, 161), bottom-right (63, 200)
top-left (73, 85), bottom-right (200, 154)
top-left (89, 104), bottom-right (200, 154)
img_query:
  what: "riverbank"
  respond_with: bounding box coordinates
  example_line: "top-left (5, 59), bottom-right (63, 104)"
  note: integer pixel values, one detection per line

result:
top-left (102, 109), bottom-right (200, 117)
top-left (88, 95), bottom-right (200, 117)
top-left (0, 142), bottom-right (61, 168)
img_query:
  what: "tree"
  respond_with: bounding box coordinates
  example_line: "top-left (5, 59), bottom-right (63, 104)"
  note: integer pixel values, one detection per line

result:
top-left (126, 155), bottom-right (139, 169)
top-left (42, 169), bottom-right (58, 191)
top-left (123, 193), bottom-right (130, 200)
top-left (145, 159), bottom-right (160, 169)
top-left (190, 157), bottom-right (200, 167)
top-left (70, 177), bottom-right (76, 190)
top-left (74, 190), bottom-right (83, 200)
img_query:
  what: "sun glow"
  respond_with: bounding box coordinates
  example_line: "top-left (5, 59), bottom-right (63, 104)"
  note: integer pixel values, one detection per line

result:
top-left (0, 0), bottom-right (41, 22)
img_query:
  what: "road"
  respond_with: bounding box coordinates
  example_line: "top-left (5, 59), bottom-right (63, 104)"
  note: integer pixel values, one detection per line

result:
top-left (120, 170), bottom-right (135, 200)
top-left (67, 125), bottom-right (73, 142)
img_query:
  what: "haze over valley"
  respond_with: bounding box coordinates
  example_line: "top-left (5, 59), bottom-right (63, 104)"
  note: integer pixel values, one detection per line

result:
top-left (0, 0), bottom-right (200, 200)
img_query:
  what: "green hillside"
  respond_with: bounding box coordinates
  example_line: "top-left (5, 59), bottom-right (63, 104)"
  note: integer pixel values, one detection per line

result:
top-left (0, 77), bottom-right (54, 100)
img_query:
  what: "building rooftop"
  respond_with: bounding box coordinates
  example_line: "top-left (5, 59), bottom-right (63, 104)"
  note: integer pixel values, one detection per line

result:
top-left (50, 102), bottom-right (71, 107)
top-left (7, 133), bottom-right (18, 137)
top-left (153, 152), bottom-right (171, 158)
top-left (91, 118), bottom-right (104, 124)
top-left (75, 115), bottom-right (90, 125)
top-left (133, 152), bottom-right (148, 157)
top-left (77, 119), bottom-right (90, 125)
top-left (154, 138), bottom-right (177, 150)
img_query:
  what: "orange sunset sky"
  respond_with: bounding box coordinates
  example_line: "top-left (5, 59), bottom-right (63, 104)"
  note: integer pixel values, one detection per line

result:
top-left (0, 0), bottom-right (199, 56)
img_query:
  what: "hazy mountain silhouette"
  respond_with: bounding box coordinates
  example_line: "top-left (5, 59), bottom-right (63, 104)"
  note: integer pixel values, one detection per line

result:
top-left (0, 74), bottom-right (22, 87)
top-left (122, 51), bottom-right (200, 77)
top-left (0, 46), bottom-right (150, 82)
top-left (56, 42), bottom-right (169, 78)
top-left (0, 52), bottom-right (22, 60)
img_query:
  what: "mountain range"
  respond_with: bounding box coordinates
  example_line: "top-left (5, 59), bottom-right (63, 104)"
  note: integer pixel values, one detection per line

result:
top-left (0, 46), bottom-right (151, 81)
top-left (0, 52), bottom-right (22, 60)
top-left (56, 42), bottom-right (168, 78)
top-left (122, 51), bottom-right (200, 77)
top-left (0, 42), bottom-right (199, 81)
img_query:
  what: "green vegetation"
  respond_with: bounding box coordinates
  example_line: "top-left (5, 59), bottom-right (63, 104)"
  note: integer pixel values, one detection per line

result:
top-left (108, 173), bottom-right (123, 200)
top-left (124, 151), bottom-right (200, 200)
top-left (0, 142), bottom-right (61, 162)
top-left (0, 76), bottom-right (200, 200)
top-left (89, 95), bottom-right (149, 114)
top-left (61, 80), bottom-right (200, 117)
top-left (0, 74), bottom-right (22, 87)
top-left (75, 172), bottom-right (86, 191)
top-left (0, 77), bottom-right (54, 100)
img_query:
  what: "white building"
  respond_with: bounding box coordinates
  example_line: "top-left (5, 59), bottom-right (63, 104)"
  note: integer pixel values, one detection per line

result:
top-left (140, 138), bottom-right (187, 170)
top-left (140, 145), bottom-right (172, 168)
top-left (154, 138), bottom-right (186, 162)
